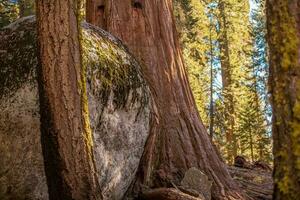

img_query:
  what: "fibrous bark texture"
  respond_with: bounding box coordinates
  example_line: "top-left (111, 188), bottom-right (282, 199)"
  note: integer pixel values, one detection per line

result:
top-left (228, 166), bottom-right (273, 200)
top-left (267, 0), bottom-right (300, 199)
top-left (86, 0), bottom-right (245, 199)
top-left (0, 16), bottom-right (151, 200)
top-left (36, 0), bottom-right (101, 198)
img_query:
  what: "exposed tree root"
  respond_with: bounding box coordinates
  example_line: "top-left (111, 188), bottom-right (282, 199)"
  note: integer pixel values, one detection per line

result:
top-left (228, 166), bottom-right (273, 200)
top-left (140, 188), bottom-right (204, 200)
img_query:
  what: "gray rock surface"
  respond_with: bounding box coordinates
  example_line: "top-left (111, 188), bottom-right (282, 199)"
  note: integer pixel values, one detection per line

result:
top-left (180, 167), bottom-right (212, 200)
top-left (0, 16), bottom-right (151, 200)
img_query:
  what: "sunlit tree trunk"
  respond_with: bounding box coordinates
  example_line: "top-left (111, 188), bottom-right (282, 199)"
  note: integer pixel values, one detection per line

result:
top-left (87, 0), bottom-right (245, 199)
top-left (249, 131), bottom-right (254, 162)
top-left (209, 16), bottom-right (215, 139)
top-left (217, 0), bottom-right (237, 164)
top-left (267, 0), bottom-right (300, 199)
top-left (36, 0), bottom-right (101, 199)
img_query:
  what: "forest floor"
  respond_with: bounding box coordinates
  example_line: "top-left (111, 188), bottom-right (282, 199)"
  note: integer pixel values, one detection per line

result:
top-left (228, 165), bottom-right (273, 200)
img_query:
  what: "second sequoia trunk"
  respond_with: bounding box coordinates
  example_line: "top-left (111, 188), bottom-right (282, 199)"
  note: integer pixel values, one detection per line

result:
top-left (87, 0), bottom-right (245, 199)
top-left (36, 0), bottom-right (101, 199)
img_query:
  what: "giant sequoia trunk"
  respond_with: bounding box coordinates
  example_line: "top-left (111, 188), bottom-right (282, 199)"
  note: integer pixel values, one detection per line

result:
top-left (87, 0), bottom-right (244, 199)
top-left (36, 1), bottom-right (101, 199)
top-left (267, 0), bottom-right (300, 199)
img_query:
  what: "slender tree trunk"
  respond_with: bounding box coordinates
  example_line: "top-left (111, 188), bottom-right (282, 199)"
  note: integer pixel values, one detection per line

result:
top-left (249, 132), bottom-right (254, 163)
top-left (267, 0), bottom-right (300, 199)
top-left (209, 16), bottom-right (214, 139)
top-left (253, 85), bottom-right (263, 161)
top-left (217, 0), bottom-right (237, 164)
top-left (36, 0), bottom-right (101, 199)
top-left (87, 0), bottom-right (245, 199)
top-left (19, 0), bottom-right (26, 17)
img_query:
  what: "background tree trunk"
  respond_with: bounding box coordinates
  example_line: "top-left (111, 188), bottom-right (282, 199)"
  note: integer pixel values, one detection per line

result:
top-left (18, 0), bottom-right (35, 17)
top-left (267, 0), bottom-right (300, 199)
top-left (209, 16), bottom-right (215, 139)
top-left (36, 0), bottom-right (101, 199)
top-left (217, 0), bottom-right (237, 164)
top-left (87, 0), bottom-right (245, 199)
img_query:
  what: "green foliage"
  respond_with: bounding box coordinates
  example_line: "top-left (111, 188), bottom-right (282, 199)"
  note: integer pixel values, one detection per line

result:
top-left (235, 79), bottom-right (271, 162)
top-left (0, 0), bottom-right (35, 28)
top-left (0, 0), bottom-right (19, 28)
top-left (174, 0), bottom-right (272, 164)
top-left (174, 0), bottom-right (213, 126)
top-left (18, 0), bottom-right (35, 17)
top-left (217, 0), bottom-right (272, 164)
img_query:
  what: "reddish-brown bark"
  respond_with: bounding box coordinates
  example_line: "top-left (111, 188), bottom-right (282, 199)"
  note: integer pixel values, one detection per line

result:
top-left (36, 0), bottom-right (101, 199)
top-left (86, 0), bottom-right (245, 199)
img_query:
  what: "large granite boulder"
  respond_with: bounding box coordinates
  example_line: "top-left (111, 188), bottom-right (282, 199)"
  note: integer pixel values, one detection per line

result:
top-left (0, 16), bottom-right (151, 200)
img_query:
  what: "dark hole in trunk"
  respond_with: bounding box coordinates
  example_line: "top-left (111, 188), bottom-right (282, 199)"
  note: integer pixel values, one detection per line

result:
top-left (97, 5), bottom-right (105, 11)
top-left (132, 1), bottom-right (143, 9)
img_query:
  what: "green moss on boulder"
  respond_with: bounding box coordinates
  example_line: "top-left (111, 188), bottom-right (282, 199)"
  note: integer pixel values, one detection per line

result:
top-left (0, 16), bottom-right (151, 200)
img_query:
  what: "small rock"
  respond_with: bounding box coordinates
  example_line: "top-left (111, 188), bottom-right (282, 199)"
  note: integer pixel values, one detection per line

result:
top-left (180, 167), bottom-right (212, 200)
